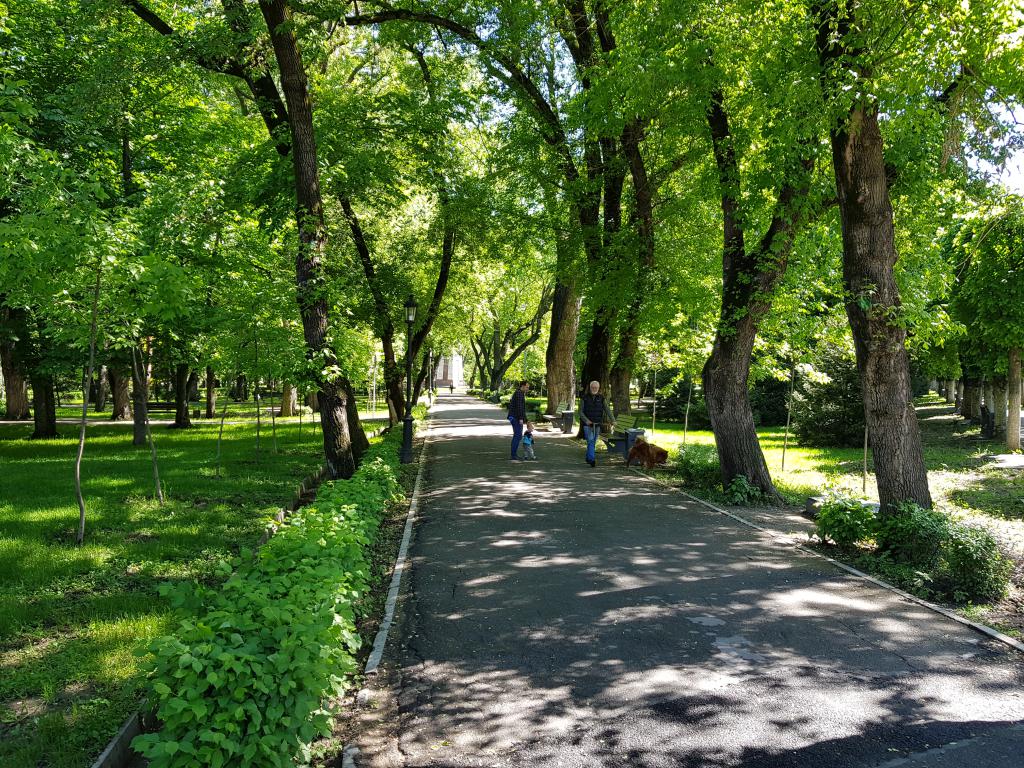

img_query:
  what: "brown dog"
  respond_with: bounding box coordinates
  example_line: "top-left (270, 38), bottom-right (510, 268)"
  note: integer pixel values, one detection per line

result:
top-left (626, 437), bottom-right (669, 469)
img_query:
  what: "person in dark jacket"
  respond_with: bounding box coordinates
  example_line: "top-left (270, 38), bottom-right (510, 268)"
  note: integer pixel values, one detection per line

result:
top-left (580, 380), bottom-right (614, 467)
top-left (507, 380), bottom-right (530, 461)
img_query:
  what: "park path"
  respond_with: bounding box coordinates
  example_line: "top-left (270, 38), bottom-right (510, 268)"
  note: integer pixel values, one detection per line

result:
top-left (380, 395), bottom-right (1023, 768)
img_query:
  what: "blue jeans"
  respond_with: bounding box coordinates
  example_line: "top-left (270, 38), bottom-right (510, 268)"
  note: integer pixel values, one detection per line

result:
top-left (584, 423), bottom-right (598, 462)
top-left (508, 416), bottom-right (523, 458)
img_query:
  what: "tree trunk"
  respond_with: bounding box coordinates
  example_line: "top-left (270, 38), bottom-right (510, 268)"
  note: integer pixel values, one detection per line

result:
top-left (93, 364), bottom-right (108, 412)
top-left (343, 376), bottom-right (370, 462)
top-left (545, 278), bottom-right (580, 415)
top-left (280, 380), bottom-right (296, 417)
top-left (205, 366), bottom-right (216, 419)
top-left (944, 379), bottom-right (956, 404)
top-left (186, 369), bottom-right (199, 403)
top-left (131, 349), bottom-right (149, 446)
top-left (30, 375), bottom-right (58, 438)
top-left (109, 366), bottom-right (131, 420)
top-left (817, 6), bottom-right (931, 511)
top-left (0, 334), bottom-right (30, 420)
top-left (962, 377), bottom-right (981, 422)
top-left (172, 363), bottom-right (192, 428)
top-left (1008, 348), bottom-right (1021, 452)
top-left (992, 377), bottom-right (1007, 432)
top-left (261, 0), bottom-right (354, 479)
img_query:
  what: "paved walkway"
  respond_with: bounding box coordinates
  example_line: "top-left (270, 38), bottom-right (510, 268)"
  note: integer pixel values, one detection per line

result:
top-left (383, 396), bottom-right (1023, 767)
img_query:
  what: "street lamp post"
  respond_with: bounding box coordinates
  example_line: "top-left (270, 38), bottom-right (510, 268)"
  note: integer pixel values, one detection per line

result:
top-left (401, 295), bottom-right (418, 464)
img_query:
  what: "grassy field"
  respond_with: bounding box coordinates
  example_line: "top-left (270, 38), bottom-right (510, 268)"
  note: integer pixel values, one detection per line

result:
top-left (0, 412), bottom-right (386, 768)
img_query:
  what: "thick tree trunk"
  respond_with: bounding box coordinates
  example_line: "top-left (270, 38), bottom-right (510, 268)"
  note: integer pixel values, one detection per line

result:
top-left (382, 331), bottom-right (405, 425)
top-left (109, 366), bottom-right (131, 420)
top-left (205, 366), bottom-right (216, 419)
top-left (1008, 348), bottom-right (1021, 452)
top-left (992, 377), bottom-right (1007, 432)
top-left (261, 0), bottom-right (354, 478)
top-left (131, 349), bottom-right (149, 446)
top-left (545, 277), bottom-right (580, 415)
top-left (0, 336), bottom-right (30, 420)
top-left (172, 363), bottom-right (192, 429)
top-left (944, 379), bottom-right (956, 404)
top-left (30, 376), bottom-right (57, 438)
top-left (818, 34), bottom-right (931, 509)
top-left (280, 380), bottom-right (296, 417)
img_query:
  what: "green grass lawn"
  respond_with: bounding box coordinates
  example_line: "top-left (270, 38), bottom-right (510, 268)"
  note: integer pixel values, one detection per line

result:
top-left (0, 415), bottom-right (358, 768)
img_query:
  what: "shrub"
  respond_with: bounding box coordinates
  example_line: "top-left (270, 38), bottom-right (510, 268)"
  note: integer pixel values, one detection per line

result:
top-left (673, 443), bottom-right (721, 493)
top-left (725, 475), bottom-right (764, 505)
top-left (876, 502), bottom-right (949, 567)
top-left (938, 523), bottom-right (1012, 603)
top-left (657, 378), bottom-right (711, 428)
top-left (133, 431), bottom-right (404, 768)
top-left (815, 491), bottom-right (877, 549)
top-left (791, 347), bottom-right (864, 448)
top-left (749, 376), bottom-right (790, 427)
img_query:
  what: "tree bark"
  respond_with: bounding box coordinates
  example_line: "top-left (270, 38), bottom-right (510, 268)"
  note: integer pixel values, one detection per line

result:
top-left (992, 376), bottom-right (1007, 432)
top-left (205, 365), bottom-right (216, 419)
top-left (962, 377), bottom-right (981, 421)
top-left (0, 332), bottom-right (30, 419)
top-left (944, 379), bottom-right (956, 404)
top-left (1008, 348), bottom-right (1021, 451)
top-left (545, 277), bottom-right (580, 414)
top-left (131, 347), bottom-right (149, 446)
top-left (93, 364), bottom-right (108, 412)
top-left (260, 0), bottom-right (354, 479)
top-left (816, 1), bottom-right (932, 512)
top-left (172, 363), bottom-right (192, 428)
top-left (342, 376), bottom-right (369, 462)
top-left (30, 375), bottom-right (57, 438)
top-left (109, 366), bottom-right (131, 420)
top-left (280, 380), bottom-right (296, 417)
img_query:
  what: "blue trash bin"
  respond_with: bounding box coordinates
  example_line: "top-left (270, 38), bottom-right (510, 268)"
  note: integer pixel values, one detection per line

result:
top-left (561, 409), bottom-right (575, 433)
top-left (624, 428), bottom-right (646, 457)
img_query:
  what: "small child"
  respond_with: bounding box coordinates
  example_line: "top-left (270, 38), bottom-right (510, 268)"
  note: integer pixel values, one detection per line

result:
top-left (521, 427), bottom-right (537, 460)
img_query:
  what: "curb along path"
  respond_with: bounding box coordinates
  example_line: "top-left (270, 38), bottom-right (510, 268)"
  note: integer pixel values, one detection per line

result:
top-left (359, 395), bottom-right (1023, 768)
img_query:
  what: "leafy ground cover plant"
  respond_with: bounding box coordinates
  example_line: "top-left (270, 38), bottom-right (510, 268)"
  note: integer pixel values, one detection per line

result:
top-left (132, 430), bottom-right (404, 768)
top-left (814, 490), bottom-right (877, 549)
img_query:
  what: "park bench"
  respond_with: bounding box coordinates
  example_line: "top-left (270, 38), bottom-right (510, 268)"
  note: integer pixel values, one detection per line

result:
top-left (145, 402), bottom-right (177, 413)
top-left (541, 401), bottom-right (575, 433)
top-left (601, 413), bottom-right (645, 459)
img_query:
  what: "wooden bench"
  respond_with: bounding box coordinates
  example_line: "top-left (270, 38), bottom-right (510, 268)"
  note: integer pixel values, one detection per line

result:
top-left (602, 414), bottom-right (645, 458)
top-left (145, 402), bottom-right (177, 413)
top-left (541, 401), bottom-right (575, 432)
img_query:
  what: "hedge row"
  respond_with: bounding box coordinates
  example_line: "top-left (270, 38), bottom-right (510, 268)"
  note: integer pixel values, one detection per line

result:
top-left (132, 430), bottom-right (405, 768)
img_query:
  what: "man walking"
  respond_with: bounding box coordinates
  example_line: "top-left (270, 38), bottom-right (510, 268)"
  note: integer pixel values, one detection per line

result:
top-left (580, 380), bottom-right (613, 467)
top-left (507, 380), bottom-right (529, 461)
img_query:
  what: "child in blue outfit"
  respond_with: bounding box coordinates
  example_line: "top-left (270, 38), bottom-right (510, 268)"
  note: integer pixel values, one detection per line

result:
top-left (521, 427), bottom-right (537, 460)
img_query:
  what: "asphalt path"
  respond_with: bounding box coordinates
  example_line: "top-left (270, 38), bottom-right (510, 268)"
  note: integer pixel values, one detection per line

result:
top-left (388, 395), bottom-right (1023, 767)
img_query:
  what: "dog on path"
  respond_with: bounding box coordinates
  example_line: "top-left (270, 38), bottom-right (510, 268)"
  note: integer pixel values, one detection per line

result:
top-left (626, 437), bottom-right (669, 469)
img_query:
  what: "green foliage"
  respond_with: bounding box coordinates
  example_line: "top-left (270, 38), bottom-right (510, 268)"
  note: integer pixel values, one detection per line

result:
top-left (938, 523), bottom-right (1012, 603)
top-left (132, 431), bottom-right (404, 768)
top-left (792, 346), bottom-right (865, 448)
top-left (673, 443), bottom-right (721, 493)
top-left (815, 491), bottom-right (877, 549)
top-left (724, 475), bottom-right (765, 505)
top-left (876, 502), bottom-right (949, 567)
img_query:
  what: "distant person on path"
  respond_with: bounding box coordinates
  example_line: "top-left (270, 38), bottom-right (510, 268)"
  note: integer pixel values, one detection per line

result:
top-left (581, 380), bottom-right (614, 467)
top-left (507, 380), bottom-right (529, 461)
top-left (449, 383), bottom-right (454, 394)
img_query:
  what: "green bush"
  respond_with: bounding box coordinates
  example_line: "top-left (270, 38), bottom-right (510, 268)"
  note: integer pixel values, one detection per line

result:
top-left (815, 491), bottom-right (877, 549)
top-left (876, 502), bottom-right (949, 566)
top-left (792, 347), bottom-right (864, 448)
top-left (673, 443), bottom-right (721, 493)
top-left (725, 475), bottom-right (764, 505)
top-left (938, 523), bottom-right (1012, 603)
top-left (132, 431), bottom-right (404, 768)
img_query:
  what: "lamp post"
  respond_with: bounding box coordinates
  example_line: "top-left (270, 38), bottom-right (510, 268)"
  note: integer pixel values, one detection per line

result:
top-left (401, 295), bottom-right (418, 464)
